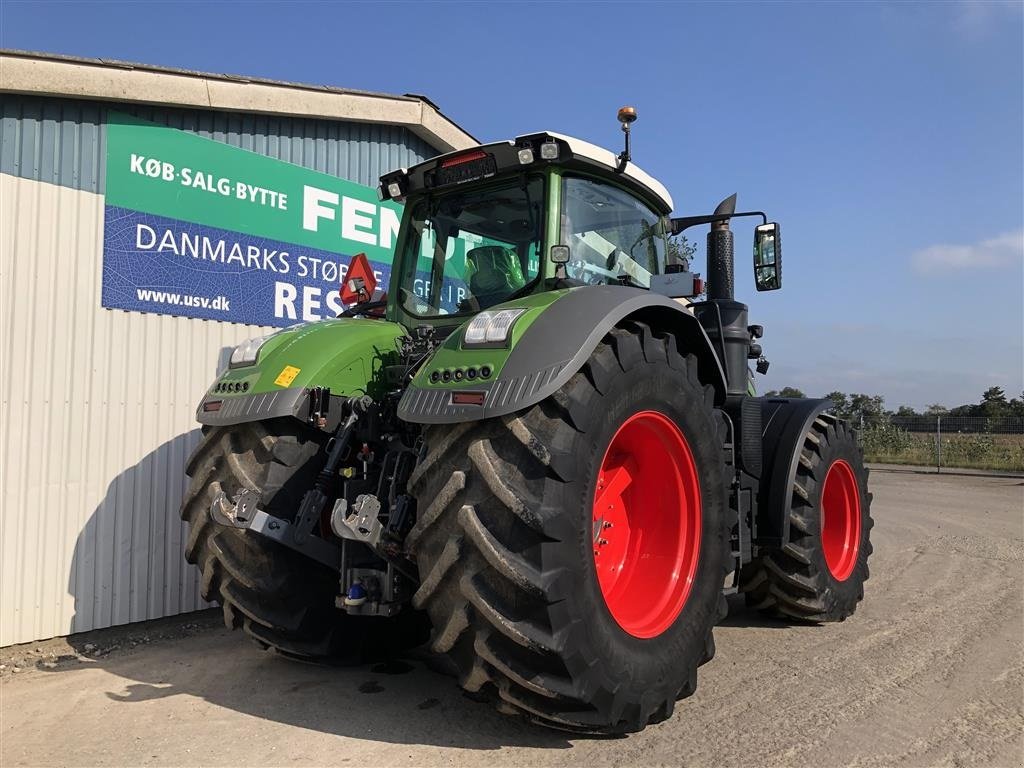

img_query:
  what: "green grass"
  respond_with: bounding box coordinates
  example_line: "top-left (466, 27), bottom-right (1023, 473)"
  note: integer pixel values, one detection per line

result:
top-left (861, 424), bottom-right (1024, 471)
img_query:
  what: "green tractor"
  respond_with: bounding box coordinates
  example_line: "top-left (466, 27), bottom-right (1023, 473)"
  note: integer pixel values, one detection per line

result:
top-left (181, 108), bottom-right (872, 733)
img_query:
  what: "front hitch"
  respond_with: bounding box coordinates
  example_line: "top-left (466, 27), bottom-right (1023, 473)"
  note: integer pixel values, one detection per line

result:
top-left (209, 488), bottom-right (342, 570)
top-left (207, 396), bottom-right (372, 571)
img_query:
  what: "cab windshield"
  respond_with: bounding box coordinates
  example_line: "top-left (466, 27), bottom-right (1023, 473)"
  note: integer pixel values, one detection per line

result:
top-left (397, 176), bottom-right (543, 317)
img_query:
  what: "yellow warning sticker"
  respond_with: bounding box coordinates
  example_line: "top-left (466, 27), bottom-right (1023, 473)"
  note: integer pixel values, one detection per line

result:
top-left (274, 365), bottom-right (301, 387)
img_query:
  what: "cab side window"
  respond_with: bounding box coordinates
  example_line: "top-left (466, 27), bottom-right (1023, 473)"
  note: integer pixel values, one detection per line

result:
top-left (560, 176), bottom-right (666, 287)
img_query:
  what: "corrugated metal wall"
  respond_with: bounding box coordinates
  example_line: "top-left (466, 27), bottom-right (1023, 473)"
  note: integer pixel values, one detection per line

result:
top-left (0, 95), bottom-right (442, 646)
top-left (0, 95), bottom-right (438, 193)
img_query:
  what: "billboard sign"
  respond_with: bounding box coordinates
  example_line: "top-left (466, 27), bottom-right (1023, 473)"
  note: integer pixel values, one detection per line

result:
top-left (101, 112), bottom-right (405, 327)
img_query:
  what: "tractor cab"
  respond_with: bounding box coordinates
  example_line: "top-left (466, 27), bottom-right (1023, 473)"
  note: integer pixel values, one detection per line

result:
top-left (377, 129), bottom-right (679, 330)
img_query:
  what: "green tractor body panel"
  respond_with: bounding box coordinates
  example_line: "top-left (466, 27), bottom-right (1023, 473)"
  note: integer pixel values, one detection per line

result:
top-left (196, 318), bottom-right (407, 427)
top-left (398, 284), bottom-right (727, 424)
top-left (403, 289), bottom-right (568, 384)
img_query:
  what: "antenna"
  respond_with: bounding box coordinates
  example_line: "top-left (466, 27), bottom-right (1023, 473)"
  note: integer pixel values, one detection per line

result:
top-left (616, 106), bottom-right (637, 172)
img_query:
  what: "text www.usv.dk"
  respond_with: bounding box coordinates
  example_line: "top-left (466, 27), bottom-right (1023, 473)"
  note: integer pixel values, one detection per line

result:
top-left (135, 288), bottom-right (231, 311)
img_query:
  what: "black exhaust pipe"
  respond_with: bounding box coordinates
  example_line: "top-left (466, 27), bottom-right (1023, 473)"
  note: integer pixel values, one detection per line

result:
top-left (694, 193), bottom-right (750, 397)
top-left (706, 193), bottom-right (736, 301)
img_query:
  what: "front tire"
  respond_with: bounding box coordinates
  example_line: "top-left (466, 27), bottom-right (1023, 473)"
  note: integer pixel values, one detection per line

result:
top-left (181, 419), bottom-right (427, 661)
top-left (407, 324), bottom-right (730, 733)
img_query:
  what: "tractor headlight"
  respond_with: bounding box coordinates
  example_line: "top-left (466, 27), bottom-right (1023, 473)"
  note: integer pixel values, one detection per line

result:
top-left (229, 334), bottom-right (271, 367)
top-left (463, 309), bottom-right (526, 347)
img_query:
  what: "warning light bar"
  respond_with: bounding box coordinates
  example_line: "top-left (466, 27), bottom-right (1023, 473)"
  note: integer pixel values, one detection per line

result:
top-left (440, 149), bottom-right (488, 168)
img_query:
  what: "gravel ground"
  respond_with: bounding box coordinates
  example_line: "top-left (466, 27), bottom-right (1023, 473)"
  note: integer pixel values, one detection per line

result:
top-left (2, 471), bottom-right (1022, 767)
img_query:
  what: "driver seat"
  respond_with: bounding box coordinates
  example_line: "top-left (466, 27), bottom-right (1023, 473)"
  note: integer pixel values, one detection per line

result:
top-left (466, 246), bottom-right (525, 308)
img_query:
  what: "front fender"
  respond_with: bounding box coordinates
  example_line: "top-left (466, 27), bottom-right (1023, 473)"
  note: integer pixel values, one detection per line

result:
top-left (398, 285), bottom-right (727, 424)
top-left (196, 318), bottom-right (407, 427)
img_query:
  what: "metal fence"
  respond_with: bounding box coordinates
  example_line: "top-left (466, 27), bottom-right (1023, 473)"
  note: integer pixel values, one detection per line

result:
top-left (856, 415), bottom-right (1024, 473)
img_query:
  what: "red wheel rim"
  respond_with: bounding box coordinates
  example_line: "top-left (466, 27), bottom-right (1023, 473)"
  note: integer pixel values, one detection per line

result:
top-left (820, 459), bottom-right (861, 581)
top-left (591, 410), bottom-right (701, 639)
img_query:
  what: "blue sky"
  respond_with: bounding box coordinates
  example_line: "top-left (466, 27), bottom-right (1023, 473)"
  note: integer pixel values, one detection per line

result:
top-left (3, 0), bottom-right (1022, 409)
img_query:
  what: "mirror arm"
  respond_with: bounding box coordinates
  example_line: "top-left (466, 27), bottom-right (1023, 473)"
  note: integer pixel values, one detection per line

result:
top-left (670, 210), bottom-right (767, 235)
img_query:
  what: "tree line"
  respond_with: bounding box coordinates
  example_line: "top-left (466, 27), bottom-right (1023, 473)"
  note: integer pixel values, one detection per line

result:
top-left (762, 386), bottom-right (1024, 425)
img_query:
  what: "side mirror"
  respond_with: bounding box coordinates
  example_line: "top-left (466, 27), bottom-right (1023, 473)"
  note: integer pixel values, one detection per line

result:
top-left (754, 222), bottom-right (782, 291)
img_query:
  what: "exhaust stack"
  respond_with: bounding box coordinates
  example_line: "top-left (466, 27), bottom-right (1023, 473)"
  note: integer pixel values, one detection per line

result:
top-left (706, 193), bottom-right (737, 301)
top-left (693, 193), bottom-right (750, 396)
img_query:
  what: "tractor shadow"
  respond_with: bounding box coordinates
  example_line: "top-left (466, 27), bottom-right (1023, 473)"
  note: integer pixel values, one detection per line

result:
top-left (60, 344), bottom-right (235, 642)
top-left (46, 429), bottom-right (573, 751)
top-left (719, 593), bottom-right (805, 629)
top-left (54, 625), bottom-right (574, 750)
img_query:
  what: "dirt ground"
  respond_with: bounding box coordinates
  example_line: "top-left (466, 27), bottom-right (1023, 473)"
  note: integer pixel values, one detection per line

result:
top-left (2, 471), bottom-right (1022, 767)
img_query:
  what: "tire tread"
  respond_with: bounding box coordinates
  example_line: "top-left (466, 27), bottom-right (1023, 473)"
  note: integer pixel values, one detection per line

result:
top-left (741, 415), bottom-right (873, 621)
top-left (409, 327), bottom-right (729, 733)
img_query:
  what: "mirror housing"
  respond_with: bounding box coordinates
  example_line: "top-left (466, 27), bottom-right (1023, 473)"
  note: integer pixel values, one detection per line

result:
top-left (754, 222), bottom-right (782, 291)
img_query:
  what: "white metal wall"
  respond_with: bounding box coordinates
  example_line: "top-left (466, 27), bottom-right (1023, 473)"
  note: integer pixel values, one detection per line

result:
top-left (0, 173), bottom-right (272, 645)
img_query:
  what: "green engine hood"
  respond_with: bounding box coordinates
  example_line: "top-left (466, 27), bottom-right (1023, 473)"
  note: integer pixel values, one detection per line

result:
top-left (197, 318), bottom-right (407, 427)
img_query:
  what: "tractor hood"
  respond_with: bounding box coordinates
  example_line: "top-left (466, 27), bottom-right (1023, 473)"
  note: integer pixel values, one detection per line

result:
top-left (196, 318), bottom-right (407, 428)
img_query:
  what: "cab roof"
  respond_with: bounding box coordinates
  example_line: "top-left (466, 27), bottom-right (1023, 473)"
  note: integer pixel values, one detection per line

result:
top-left (381, 131), bottom-right (674, 215)
top-left (539, 131), bottom-right (674, 213)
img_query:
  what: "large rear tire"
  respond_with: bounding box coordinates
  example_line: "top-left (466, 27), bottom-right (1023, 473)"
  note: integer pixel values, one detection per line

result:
top-left (741, 414), bottom-right (873, 621)
top-left (407, 324), bottom-right (730, 733)
top-left (180, 419), bottom-right (425, 661)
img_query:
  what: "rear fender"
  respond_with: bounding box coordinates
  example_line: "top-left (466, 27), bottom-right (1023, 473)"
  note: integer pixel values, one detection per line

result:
top-left (757, 397), bottom-right (836, 547)
top-left (398, 285), bottom-right (727, 424)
